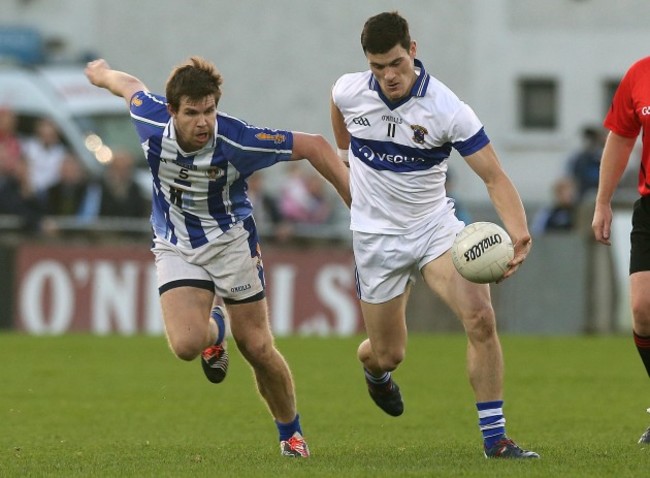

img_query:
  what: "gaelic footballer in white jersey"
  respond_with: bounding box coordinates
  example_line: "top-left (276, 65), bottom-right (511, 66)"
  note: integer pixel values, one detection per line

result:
top-left (332, 59), bottom-right (489, 235)
top-left (129, 91), bottom-right (294, 250)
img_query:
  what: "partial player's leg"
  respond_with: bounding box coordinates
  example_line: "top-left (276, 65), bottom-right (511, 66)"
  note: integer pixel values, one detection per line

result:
top-left (227, 297), bottom-right (309, 457)
top-left (200, 304), bottom-right (230, 383)
top-left (353, 231), bottom-right (414, 417)
top-left (423, 252), bottom-right (503, 401)
top-left (630, 271), bottom-right (650, 443)
top-left (159, 286), bottom-right (229, 384)
top-left (153, 238), bottom-right (229, 381)
top-left (358, 292), bottom-right (409, 373)
top-left (422, 250), bottom-right (538, 458)
top-left (357, 293), bottom-right (408, 417)
top-left (201, 217), bottom-right (308, 455)
top-left (628, 197), bottom-right (650, 444)
top-left (159, 285), bottom-right (218, 360)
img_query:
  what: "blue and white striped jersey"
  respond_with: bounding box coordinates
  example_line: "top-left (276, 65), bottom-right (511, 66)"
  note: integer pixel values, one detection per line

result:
top-left (129, 91), bottom-right (293, 249)
top-left (332, 59), bottom-right (489, 235)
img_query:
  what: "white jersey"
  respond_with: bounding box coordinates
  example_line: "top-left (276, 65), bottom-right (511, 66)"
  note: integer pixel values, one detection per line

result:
top-left (332, 59), bottom-right (489, 235)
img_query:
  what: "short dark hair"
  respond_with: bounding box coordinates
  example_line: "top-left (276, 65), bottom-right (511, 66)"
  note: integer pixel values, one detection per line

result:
top-left (361, 11), bottom-right (411, 55)
top-left (165, 56), bottom-right (223, 112)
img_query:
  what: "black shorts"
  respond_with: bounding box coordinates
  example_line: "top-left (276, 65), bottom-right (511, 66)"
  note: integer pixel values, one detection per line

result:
top-left (630, 195), bottom-right (650, 274)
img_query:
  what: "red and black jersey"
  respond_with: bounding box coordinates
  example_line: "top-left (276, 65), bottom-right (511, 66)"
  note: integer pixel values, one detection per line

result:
top-left (605, 56), bottom-right (650, 196)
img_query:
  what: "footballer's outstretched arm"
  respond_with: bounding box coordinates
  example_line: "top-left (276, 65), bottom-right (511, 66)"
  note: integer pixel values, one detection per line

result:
top-left (85, 59), bottom-right (148, 107)
top-left (464, 143), bottom-right (531, 278)
top-left (291, 132), bottom-right (351, 208)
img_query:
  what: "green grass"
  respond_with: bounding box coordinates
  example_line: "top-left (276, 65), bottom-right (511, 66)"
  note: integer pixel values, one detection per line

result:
top-left (1, 333), bottom-right (649, 477)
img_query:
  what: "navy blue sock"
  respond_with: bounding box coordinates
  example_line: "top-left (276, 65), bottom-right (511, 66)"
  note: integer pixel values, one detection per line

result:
top-left (211, 307), bottom-right (226, 346)
top-left (477, 400), bottom-right (506, 449)
top-left (276, 414), bottom-right (302, 441)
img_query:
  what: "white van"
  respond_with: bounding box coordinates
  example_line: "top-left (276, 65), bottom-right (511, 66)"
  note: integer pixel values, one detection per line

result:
top-left (0, 63), bottom-right (148, 189)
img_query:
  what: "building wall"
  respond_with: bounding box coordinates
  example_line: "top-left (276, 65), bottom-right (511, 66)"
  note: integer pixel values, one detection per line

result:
top-left (2, 0), bottom-right (649, 204)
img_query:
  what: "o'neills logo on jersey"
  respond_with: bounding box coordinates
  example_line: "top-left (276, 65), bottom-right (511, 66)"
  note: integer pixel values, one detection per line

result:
top-left (382, 115), bottom-right (402, 124)
top-left (255, 132), bottom-right (286, 144)
top-left (358, 145), bottom-right (426, 164)
top-left (411, 124), bottom-right (428, 144)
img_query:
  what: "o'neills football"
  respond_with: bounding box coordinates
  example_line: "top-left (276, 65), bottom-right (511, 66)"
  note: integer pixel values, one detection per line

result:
top-left (451, 222), bottom-right (514, 284)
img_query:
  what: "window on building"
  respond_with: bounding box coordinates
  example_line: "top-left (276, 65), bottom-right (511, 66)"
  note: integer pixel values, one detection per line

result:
top-left (603, 79), bottom-right (620, 116)
top-left (518, 78), bottom-right (557, 130)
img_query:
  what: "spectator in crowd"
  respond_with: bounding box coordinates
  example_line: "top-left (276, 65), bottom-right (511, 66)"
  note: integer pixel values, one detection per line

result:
top-left (279, 163), bottom-right (334, 225)
top-left (44, 152), bottom-right (91, 217)
top-left (21, 117), bottom-right (67, 203)
top-left (0, 107), bottom-right (41, 231)
top-left (531, 176), bottom-right (577, 235)
top-left (0, 107), bottom-right (23, 178)
top-left (96, 150), bottom-right (148, 218)
top-left (247, 171), bottom-right (293, 242)
top-left (566, 125), bottom-right (606, 202)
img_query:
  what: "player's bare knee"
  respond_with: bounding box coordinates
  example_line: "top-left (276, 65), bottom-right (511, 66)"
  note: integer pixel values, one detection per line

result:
top-left (168, 337), bottom-right (202, 361)
top-left (236, 336), bottom-right (273, 365)
top-left (632, 300), bottom-right (650, 335)
top-left (462, 307), bottom-right (497, 342)
top-left (376, 349), bottom-right (404, 371)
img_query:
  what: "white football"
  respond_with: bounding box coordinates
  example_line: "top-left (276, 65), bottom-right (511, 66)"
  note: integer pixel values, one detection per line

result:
top-left (451, 222), bottom-right (514, 284)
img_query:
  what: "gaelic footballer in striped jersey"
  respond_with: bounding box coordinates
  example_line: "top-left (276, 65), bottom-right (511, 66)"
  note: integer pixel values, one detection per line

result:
top-left (85, 55), bottom-right (350, 458)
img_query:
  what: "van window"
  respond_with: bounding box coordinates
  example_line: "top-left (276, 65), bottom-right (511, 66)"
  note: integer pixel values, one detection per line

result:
top-left (73, 113), bottom-right (142, 165)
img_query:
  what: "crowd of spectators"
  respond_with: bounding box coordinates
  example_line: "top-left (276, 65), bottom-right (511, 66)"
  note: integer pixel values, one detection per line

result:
top-left (0, 107), bottom-right (42, 231)
top-left (9, 113), bottom-right (626, 243)
top-left (0, 107), bottom-right (346, 242)
top-left (0, 107), bottom-right (149, 237)
top-left (247, 163), bottom-right (346, 244)
top-left (532, 124), bottom-right (640, 236)
top-left (7, 109), bottom-right (644, 243)
top-left (531, 125), bottom-right (607, 236)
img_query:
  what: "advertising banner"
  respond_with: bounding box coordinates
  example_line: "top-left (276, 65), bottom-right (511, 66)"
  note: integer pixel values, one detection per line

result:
top-left (13, 244), bottom-right (363, 336)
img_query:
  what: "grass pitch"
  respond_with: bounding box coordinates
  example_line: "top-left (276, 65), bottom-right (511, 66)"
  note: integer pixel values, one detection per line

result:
top-left (1, 333), bottom-right (649, 477)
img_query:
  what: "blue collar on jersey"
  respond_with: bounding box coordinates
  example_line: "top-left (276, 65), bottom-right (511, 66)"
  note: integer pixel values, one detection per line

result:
top-left (369, 58), bottom-right (430, 110)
